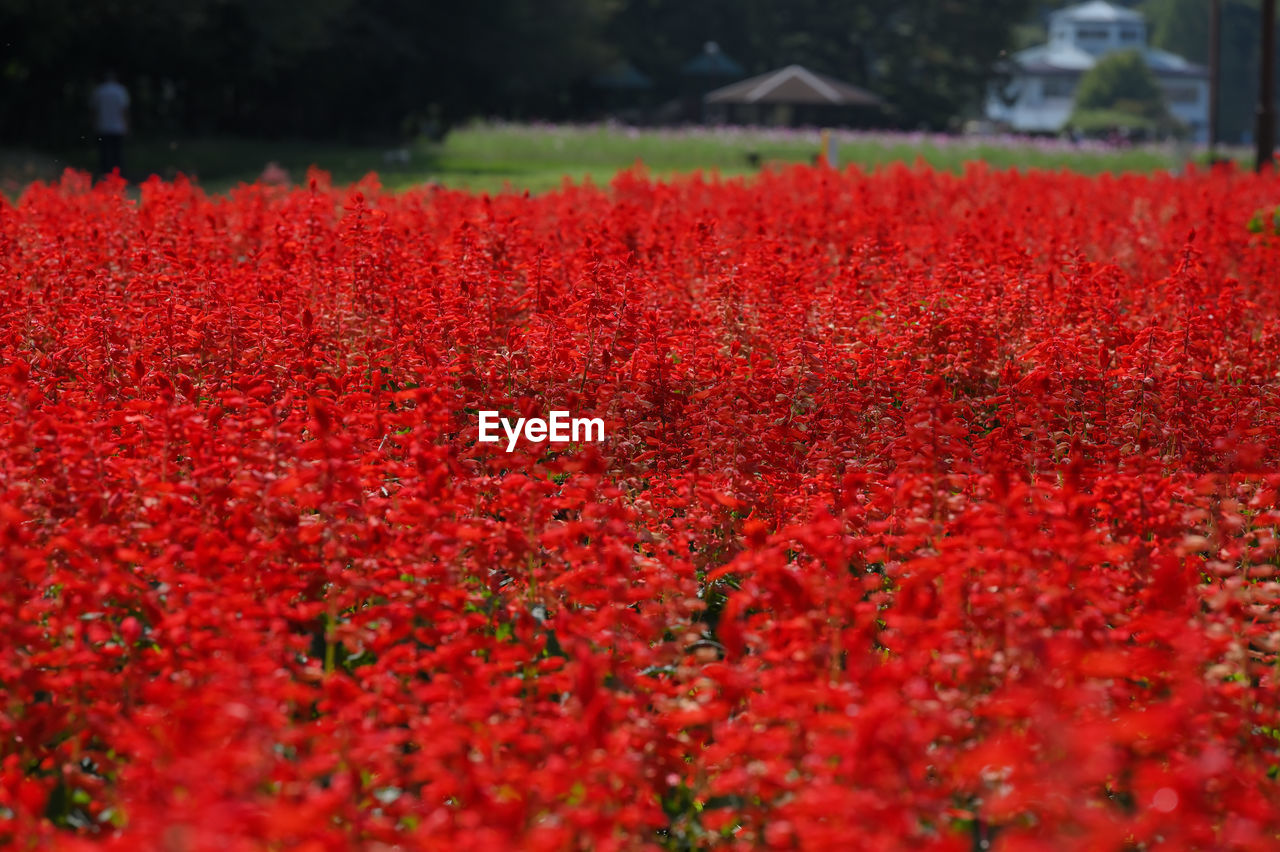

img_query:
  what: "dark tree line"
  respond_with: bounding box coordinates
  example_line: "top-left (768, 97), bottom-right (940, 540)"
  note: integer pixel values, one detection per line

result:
top-left (3, 0), bottom-right (1038, 144)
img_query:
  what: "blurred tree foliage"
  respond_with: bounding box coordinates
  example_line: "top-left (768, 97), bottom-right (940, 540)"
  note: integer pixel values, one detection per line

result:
top-left (1143, 0), bottom-right (1279, 144)
top-left (1, 0), bottom-right (619, 142)
top-left (1072, 49), bottom-right (1171, 119)
top-left (1067, 49), bottom-right (1183, 139)
top-left (0, 0), bottom-right (1086, 143)
top-left (1, 0), bottom-right (352, 140)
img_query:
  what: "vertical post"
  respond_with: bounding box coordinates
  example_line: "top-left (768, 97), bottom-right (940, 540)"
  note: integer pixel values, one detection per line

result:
top-left (1209, 0), bottom-right (1220, 158)
top-left (1258, 0), bottom-right (1277, 171)
top-left (820, 129), bottom-right (837, 168)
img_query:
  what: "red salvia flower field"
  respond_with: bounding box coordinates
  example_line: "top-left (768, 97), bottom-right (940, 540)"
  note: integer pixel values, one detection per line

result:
top-left (2, 164), bottom-right (1280, 850)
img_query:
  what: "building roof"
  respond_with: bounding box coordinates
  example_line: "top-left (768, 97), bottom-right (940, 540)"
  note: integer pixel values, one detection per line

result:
top-left (1015, 42), bottom-right (1097, 72)
top-left (591, 60), bottom-right (652, 90)
top-left (1143, 46), bottom-right (1202, 74)
top-left (1050, 0), bottom-right (1143, 24)
top-left (704, 65), bottom-right (882, 106)
top-left (1011, 44), bottom-right (1207, 79)
top-left (682, 42), bottom-right (746, 78)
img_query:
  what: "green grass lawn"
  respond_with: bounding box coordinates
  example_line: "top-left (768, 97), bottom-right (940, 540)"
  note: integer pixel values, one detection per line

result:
top-left (0, 122), bottom-right (1245, 197)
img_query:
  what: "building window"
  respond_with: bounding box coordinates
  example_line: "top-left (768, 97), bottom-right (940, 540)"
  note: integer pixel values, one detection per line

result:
top-left (1076, 27), bottom-right (1110, 40)
top-left (1043, 77), bottom-right (1075, 98)
top-left (1120, 27), bottom-right (1140, 41)
top-left (1163, 85), bottom-right (1200, 105)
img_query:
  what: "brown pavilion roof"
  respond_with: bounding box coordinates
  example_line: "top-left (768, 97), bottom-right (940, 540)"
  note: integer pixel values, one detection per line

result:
top-left (704, 65), bottom-right (882, 107)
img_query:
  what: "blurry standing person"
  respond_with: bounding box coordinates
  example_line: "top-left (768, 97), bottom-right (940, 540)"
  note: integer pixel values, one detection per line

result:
top-left (91, 71), bottom-right (130, 179)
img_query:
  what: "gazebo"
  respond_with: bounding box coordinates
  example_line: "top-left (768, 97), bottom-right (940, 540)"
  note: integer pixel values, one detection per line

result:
top-left (704, 65), bottom-right (884, 127)
top-left (681, 41), bottom-right (746, 85)
top-left (587, 60), bottom-right (653, 118)
top-left (671, 41), bottom-right (747, 121)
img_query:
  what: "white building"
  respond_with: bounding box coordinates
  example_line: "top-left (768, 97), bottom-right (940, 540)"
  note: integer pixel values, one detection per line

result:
top-left (985, 0), bottom-right (1209, 141)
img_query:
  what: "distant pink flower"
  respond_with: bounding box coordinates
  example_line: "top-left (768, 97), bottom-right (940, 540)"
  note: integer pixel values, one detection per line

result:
top-left (260, 161), bottom-right (291, 186)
